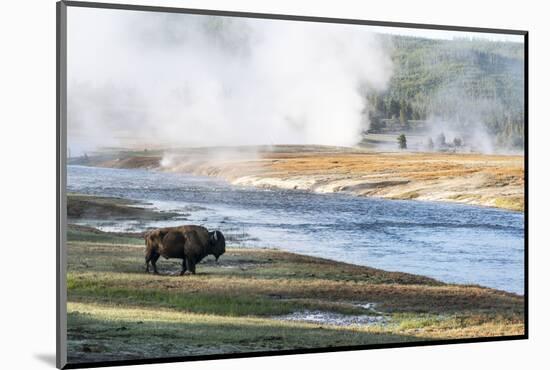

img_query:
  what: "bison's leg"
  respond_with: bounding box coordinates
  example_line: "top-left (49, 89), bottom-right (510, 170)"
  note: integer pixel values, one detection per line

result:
top-left (179, 258), bottom-right (187, 276)
top-left (145, 252), bottom-right (153, 272)
top-left (186, 258), bottom-right (196, 275)
top-left (151, 253), bottom-right (160, 274)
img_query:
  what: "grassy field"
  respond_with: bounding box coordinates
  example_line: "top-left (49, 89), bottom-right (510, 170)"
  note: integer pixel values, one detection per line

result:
top-left (66, 227), bottom-right (524, 364)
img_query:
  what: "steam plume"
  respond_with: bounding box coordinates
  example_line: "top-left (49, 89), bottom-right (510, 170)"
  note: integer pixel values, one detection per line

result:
top-left (67, 7), bottom-right (393, 155)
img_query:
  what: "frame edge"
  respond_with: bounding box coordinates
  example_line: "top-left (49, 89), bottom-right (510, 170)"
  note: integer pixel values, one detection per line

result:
top-left (63, 0), bottom-right (527, 36)
top-left (57, 1), bottom-right (68, 368)
top-left (57, 1), bottom-right (529, 367)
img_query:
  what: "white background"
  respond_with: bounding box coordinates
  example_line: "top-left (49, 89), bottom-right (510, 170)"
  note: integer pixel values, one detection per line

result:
top-left (1, 0), bottom-right (547, 369)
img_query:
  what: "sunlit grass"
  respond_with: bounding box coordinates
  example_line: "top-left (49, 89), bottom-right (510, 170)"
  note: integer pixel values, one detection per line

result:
top-left (67, 301), bottom-right (419, 363)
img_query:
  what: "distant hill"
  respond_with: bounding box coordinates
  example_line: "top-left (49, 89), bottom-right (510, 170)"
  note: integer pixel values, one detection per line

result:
top-left (366, 36), bottom-right (525, 150)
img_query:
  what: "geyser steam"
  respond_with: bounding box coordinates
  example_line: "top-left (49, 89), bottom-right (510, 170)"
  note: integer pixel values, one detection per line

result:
top-left (67, 8), bottom-right (393, 155)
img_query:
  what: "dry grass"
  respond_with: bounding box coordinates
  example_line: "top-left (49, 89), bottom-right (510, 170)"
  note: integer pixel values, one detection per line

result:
top-left (218, 150), bottom-right (524, 211)
top-left (264, 152), bottom-right (523, 203)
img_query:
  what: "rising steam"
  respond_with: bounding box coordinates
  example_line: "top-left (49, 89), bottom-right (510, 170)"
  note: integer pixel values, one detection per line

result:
top-left (67, 7), bottom-right (393, 156)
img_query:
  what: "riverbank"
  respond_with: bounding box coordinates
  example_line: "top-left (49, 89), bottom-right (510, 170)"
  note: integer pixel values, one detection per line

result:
top-left (71, 145), bottom-right (524, 211)
top-left (68, 193), bottom-right (179, 221)
top-left (67, 224), bottom-right (524, 364)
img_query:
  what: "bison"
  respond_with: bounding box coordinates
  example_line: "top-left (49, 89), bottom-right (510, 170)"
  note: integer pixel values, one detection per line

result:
top-left (144, 225), bottom-right (225, 275)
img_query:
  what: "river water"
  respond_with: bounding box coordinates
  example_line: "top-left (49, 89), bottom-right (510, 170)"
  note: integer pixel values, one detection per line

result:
top-left (68, 165), bottom-right (525, 294)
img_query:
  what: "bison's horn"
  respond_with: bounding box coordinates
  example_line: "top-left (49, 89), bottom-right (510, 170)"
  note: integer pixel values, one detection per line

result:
top-left (213, 231), bottom-right (218, 241)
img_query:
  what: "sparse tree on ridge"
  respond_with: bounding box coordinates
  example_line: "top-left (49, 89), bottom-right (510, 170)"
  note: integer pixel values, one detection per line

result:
top-left (426, 137), bottom-right (434, 150)
top-left (436, 132), bottom-right (446, 147)
top-left (398, 134), bottom-right (407, 149)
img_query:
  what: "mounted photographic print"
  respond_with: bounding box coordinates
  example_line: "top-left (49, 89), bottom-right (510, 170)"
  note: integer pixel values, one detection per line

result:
top-left (56, 1), bottom-right (527, 368)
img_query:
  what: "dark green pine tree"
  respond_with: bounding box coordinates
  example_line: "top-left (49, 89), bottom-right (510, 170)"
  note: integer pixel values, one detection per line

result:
top-left (398, 134), bottom-right (407, 149)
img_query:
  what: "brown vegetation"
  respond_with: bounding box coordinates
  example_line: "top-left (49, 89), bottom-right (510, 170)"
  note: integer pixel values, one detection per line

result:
top-left (79, 146), bottom-right (524, 211)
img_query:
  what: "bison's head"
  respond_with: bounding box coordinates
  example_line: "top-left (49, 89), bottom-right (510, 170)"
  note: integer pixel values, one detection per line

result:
top-left (208, 230), bottom-right (226, 262)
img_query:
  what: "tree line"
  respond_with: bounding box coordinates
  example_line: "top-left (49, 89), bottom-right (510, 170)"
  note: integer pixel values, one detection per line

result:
top-left (366, 35), bottom-right (525, 150)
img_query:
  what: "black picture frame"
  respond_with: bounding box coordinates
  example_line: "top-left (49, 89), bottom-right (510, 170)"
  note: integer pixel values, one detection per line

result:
top-left (56, 1), bottom-right (528, 368)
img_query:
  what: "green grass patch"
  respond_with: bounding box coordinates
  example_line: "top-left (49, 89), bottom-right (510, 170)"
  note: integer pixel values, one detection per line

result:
top-left (494, 197), bottom-right (524, 212)
top-left (448, 193), bottom-right (483, 201)
top-left (393, 313), bottom-right (445, 330)
top-left (68, 226), bottom-right (142, 245)
top-left (67, 302), bottom-right (419, 364)
top-left (68, 273), bottom-right (362, 317)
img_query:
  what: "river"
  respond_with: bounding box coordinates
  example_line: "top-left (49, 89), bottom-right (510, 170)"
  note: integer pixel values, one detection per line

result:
top-left (68, 165), bottom-right (525, 294)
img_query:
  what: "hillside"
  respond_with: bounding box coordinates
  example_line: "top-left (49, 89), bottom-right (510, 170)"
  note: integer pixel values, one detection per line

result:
top-left (366, 36), bottom-right (525, 150)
